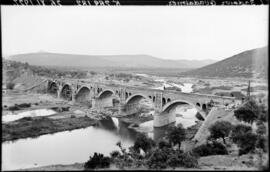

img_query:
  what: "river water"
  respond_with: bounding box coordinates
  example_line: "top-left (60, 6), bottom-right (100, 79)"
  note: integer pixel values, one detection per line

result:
top-left (2, 81), bottom-right (197, 170)
top-left (2, 109), bottom-right (57, 123)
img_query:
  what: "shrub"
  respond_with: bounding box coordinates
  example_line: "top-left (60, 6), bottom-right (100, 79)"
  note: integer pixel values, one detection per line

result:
top-left (6, 82), bottom-right (15, 90)
top-left (84, 152), bottom-right (110, 170)
top-left (236, 132), bottom-right (258, 156)
top-left (167, 154), bottom-right (181, 168)
top-left (8, 105), bottom-right (20, 111)
top-left (146, 148), bottom-right (168, 169)
top-left (208, 121), bottom-right (233, 144)
top-left (133, 133), bottom-right (155, 153)
top-left (178, 152), bottom-right (198, 168)
top-left (256, 122), bottom-right (266, 135)
top-left (158, 139), bottom-right (171, 149)
top-left (230, 124), bottom-right (252, 145)
top-left (17, 103), bottom-right (31, 108)
top-left (256, 135), bottom-right (267, 152)
top-left (192, 141), bottom-right (228, 157)
top-left (110, 150), bottom-right (121, 159)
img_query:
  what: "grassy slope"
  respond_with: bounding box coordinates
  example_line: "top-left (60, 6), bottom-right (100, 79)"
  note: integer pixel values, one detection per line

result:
top-left (181, 47), bottom-right (268, 78)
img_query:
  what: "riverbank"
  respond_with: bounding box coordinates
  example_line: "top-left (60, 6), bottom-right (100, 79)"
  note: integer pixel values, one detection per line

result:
top-left (2, 115), bottom-right (97, 142)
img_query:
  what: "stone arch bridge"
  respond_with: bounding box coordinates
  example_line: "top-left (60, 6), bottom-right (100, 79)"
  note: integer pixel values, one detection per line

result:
top-left (46, 79), bottom-right (235, 127)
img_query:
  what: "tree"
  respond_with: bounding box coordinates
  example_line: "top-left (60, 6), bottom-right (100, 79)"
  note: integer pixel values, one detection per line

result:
top-left (133, 133), bottom-right (155, 153)
top-left (238, 132), bottom-right (257, 155)
top-left (234, 99), bottom-right (262, 124)
top-left (230, 124), bottom-right (252, 144)
top-left (230, 124), bottom-right (258, 155)
top-left (167, 124), bottom-right (186, 149)
top-left (208, 121), bottom-right (233, 144)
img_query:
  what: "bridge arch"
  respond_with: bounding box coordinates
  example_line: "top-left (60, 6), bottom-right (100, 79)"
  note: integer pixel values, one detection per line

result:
top-left (47, 80), bottom-right (59, 97)
top-left (96, 89), bottom-right (120, 108)
top-left (60, 84), bottom-right (73, 101)
top-left (162, 99), bottom-right (196, 113)
top-left (124, 93), bottom-right (154, 115)
top-left (75, 86), bottom-right (91, 102)
top-left (125, 93), bottom-right (153, 105)
top-left (98, 89), bottom-right (115, 99)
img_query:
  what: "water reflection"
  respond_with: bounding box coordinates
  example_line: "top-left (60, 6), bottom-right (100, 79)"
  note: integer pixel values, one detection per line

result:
top-left (2, 117), bottom-right (136, 171)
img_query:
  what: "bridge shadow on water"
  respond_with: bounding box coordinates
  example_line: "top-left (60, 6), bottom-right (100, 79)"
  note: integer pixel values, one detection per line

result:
top-left (97, 116), bottom-right (174, 143)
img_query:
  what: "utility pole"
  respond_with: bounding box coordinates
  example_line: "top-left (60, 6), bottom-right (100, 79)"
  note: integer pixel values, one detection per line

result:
top-left (246, 80), bottom-right (251, 100)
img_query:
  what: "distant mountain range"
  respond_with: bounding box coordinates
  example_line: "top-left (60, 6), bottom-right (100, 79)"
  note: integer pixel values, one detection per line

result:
top-left (8, 52), bottom-right (216, 69)
top-left (181, 46), bottom-right (268, 79)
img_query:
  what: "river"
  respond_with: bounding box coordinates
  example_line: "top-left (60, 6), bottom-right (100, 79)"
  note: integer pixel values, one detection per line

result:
top-left (2, 81), bottom-right (197, 170)
top-left (2, 109), bottom-right (57, 123)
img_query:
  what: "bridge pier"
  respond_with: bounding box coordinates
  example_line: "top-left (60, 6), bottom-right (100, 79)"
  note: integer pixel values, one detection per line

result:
top-left (153, 111), bottom-right (176, 128)
top-left (118, 103), bottom-right (126, 116)
top-left (91, 98), bottom-right (102, 112)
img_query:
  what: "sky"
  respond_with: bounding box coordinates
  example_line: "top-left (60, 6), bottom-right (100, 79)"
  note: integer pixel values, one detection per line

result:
top-left (1, 6), bottom-right (268, 60)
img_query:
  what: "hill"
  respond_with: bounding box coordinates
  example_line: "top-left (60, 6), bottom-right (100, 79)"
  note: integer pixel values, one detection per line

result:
top-left (180, 46), bottom-right (268, 79)
top-left (2, 59), bottom-right (45, 90)
top-left (8, 52), bottom-right (215, 69)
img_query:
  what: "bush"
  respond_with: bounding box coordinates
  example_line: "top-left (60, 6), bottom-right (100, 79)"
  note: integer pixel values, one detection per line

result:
top-left (146, 148), bottom-right (168, 169)
top-left (167, 154), bottom-right (181, 168)
top-left (230, 124), bottom-right (252, 145)
top-left (256, 122), bottom-right (266, 135)
top-left (8, 105), bottom-right (20, 111)
top-left (84, 152), bottom-right (110, 170)
top-left (6, 82), bottom-right (15, 90)
top-left (235, 132), bottom-right (258, 156)
top-left (133, 133), bottom-right (155, 153)
top-left (256, 135), bottom-right (267, 152)
top-left (17, 103), bottom-right (31, 108)
top-left (192, 141), bottom-right (228, 157)
top-left (158, 139), bottom-right (171, 149)
top-left (110, 150), bottom-right (121, 159)
top-left (178, 152), bottom-right (198, 168)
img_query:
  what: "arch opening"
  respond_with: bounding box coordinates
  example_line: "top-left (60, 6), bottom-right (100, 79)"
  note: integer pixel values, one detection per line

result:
top-left (60, 84), bottom-right (72, 101)
top-left (75, 86), bottom-right (91, 106)
top-left (47, 81), bottom-right (58, 97)
top-left (162, 97), bottom-right (166, 106)
top-left (202, 104), bottom-right (207, 111)
top-left (96, 90), bottom-right (120, 109)
top-left (125, 94), bottom-right (154, 115)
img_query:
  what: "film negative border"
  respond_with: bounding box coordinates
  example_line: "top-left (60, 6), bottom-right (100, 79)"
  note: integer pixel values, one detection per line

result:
top-left (0, 0), bottom-right (269, 5)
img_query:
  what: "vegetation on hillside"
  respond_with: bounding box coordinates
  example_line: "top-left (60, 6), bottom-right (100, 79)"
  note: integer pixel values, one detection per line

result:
top-left (181, 46), bottom-right (268, 78)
